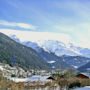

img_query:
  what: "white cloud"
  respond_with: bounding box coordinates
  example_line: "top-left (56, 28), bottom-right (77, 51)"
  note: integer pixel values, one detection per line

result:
top-left (0, 20), bottom-right (37, 30)
top-left (0, 29), bottom-right (90, 49)
top-left (76, 35), bottom-right (90, 48)
top-left (0, 29), bottom-right (71, 44)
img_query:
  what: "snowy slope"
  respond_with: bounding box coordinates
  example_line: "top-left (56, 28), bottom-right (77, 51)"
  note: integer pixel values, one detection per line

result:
top-left (36, 40), bottom-right (82, 56)
top-left (10, 34), bottom-right (90, 58)
top-left (9, 34), bottom-right (90, 69)
top-left (22, 39), bottom-right (90, 58)
top-left (73, 86), bottom-right (90, 90)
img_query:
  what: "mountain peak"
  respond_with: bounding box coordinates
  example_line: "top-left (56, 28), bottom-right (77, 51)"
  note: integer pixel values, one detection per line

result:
top-left (9, 34), bottom-right (90, 58)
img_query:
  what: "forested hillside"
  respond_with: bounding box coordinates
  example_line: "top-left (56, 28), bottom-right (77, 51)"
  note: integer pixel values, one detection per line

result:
top-left (0, 33), bottom-right (51, 70)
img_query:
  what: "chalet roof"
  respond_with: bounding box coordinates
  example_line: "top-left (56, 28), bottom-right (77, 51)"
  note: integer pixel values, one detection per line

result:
top-left (81, 73), bottom-right (90, 78)
top-left (47, 76), bottom-right (55, 80)
top-left (76, 73), bottom-right (90, 78)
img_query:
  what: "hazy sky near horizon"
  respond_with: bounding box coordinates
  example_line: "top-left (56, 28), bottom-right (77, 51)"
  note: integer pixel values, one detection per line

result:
top-left (0, 0), bottom-right (90, 48)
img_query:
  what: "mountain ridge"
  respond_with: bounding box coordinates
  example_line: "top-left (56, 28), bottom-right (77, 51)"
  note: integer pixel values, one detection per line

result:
top-left (10, 34), bottom-right (90, 58)
top-left (5, 35), bottom-right (90, 69)
top-left (78, 61), bottom-right (90, 72)
top-left (9, 34), bottom-right (90, 69)
top-left (0, 33), bottom-right (51, 70)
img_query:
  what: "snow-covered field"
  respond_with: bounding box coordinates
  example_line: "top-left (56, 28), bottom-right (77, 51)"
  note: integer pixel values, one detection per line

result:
top-left (8, 77), bottom-right (28, 82)
top-left (73, 86), bottom-right (90, 90)
top-left (8, 75), bottom-right (51, 82)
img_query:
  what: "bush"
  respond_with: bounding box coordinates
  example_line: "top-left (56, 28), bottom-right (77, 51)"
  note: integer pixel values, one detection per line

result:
top-left (69, 81), bottom-right (81, 89)
top-left (11, 74), bottom-right (16, 77)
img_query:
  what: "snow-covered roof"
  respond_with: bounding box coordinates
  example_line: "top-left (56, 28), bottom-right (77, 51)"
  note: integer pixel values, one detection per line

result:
top-left (27, 75), bottom-right (51, 82)
top-left (7, 75), bottom-right (51, 83)
top-left (81, 73), bottom-right (90, 78)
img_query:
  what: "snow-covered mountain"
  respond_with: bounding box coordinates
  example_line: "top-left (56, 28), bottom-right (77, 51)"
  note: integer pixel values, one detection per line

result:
top-left (10, 34), bottom-right (20, 43)
top-left (62, 55), bottom-right (90, 69)
top-left (22, 39), bottom-right (90, 58)
top-left (23, 41), bottom-right (41, 52)
top-left (35, 40), bottom-right (82, 56)
top-left (10, 34), bottom-right (90, 58)
top-left (78, 61), bottom-right (90, 72)
top-left (10, 34), bottom-right (90, 69)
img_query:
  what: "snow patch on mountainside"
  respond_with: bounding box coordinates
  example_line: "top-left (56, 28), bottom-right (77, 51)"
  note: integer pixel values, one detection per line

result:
top-left (72, 65), bottom-right (78, 69)
top-left (47, 61), bottom-right (56, 64)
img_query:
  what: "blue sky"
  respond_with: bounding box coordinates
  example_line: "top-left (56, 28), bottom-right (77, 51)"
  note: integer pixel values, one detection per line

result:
top-left (0, 0), bottom-right (90, 48)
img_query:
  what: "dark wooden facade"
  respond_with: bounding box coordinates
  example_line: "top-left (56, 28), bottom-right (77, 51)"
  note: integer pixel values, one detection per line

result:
top-left (76, 74), bottom-right (89, 79)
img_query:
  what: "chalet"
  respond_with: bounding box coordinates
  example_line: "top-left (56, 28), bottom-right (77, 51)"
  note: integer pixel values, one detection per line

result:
top-left (76, 73), bottom-right (90, 79)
